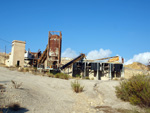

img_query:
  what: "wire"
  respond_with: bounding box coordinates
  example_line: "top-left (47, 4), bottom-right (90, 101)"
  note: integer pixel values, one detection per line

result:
top-left (0, 37), bottom-right (11, 44)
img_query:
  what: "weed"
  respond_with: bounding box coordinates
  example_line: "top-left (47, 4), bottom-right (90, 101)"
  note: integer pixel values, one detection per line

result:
top-left (120, 77), bottom-right (125, 81)
top-left (113, 77), bottom-right (119, 81)
top-left (55, 73), bottom-right (61, 78)
top-left (0, 84), bottom-right (5, 92)
top-left (71, 80), bottom-right (84, 93)
top-left (23, 68), bottom-right (29, 72)
top-left (0, 84), bottom-right (5, 89)
top-left (115, 74), bottom-right (150, 107)
top-left (63, 74), bottom-right (69, 80)
top-left (55, 73), bottom-right (69, 80)
top-left (91, 77), bottom-right (94, 80)
top-left (75, 74), bottom-right (81, 78)
top-left (11, 80), bottom-right (22, 89)
top-left (18, 67), bottom-right (24, 72)
top-left (83, 76), bottom-right (89, 80)
top-left (47, 72), bottom-right (54, 77)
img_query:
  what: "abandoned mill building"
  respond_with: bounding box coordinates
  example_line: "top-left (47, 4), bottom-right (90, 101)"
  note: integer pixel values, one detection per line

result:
top-left (5, 31), bottom-right (124, 80)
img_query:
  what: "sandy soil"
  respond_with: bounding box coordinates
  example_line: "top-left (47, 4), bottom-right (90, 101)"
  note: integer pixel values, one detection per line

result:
top-left (0, 67), bottom-right (140, 113)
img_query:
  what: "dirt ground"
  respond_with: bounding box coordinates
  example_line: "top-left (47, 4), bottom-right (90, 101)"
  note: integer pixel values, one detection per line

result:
top-left (0, 67), bottom-right (141, 113)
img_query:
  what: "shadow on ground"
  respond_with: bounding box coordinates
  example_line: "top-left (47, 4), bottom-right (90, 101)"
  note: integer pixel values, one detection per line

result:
top-left (1, 107), bottom-right (29, 113)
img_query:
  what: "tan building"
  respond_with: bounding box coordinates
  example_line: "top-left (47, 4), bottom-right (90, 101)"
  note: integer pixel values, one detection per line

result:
top-left (6, 40), bottom-right (26, 67)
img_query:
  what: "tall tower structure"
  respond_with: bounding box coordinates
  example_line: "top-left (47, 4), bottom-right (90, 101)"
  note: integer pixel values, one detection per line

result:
top-left (47, 31), bottom-right (62, 69)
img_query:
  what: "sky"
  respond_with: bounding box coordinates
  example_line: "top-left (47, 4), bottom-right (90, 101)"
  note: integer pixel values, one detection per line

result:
top-left (0, 0), bottom-right (150, 65)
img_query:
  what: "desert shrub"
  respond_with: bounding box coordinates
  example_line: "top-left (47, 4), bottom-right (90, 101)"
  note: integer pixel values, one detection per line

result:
top-left (75, 74), bottom-right (81, 78)
top-left (113, 77), bottom-right (119, 81)
top-left (18, 67), bottom-right (24, 72)
top-left (11, 80), bottom-right (22, 89)
top-left (47, 72), bottom-right (54, 77)
top-left (23, 68), bottom-right (29, 72)
top-left (83, 76), bottom-right (89, 80)
top-left (91, 77), bottom-right (94, 80)
top-left (55, 73), bottom-right (69, 80)
top-left (8, 103), bottom-right (21, 111)
top-left (55, 73), bottom-right (61, 78)
top-left (0, 84), bottom-right (5, 89)
top-left (85, 76), bottom-right (89, 80)
top-left (120, 77), bottom-right (125, 81)
top-left (8, 66), bottom-right (17, 71)
top-left (29, 68), bottom-right (37, 72)
top-left (63, 74), bottom-right (69, 80)
top-left (15, 64), bottom-right (19, 68)
top-left (71, 80), bottom-right (84, 93)
top-left (0, 84), bottom-right (5, 92)
top-left (115, 74), bottom-right (150, 107)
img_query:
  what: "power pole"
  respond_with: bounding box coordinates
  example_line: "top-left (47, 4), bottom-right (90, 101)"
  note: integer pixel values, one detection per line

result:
top-left (4, 45), bottom-right (6, 64)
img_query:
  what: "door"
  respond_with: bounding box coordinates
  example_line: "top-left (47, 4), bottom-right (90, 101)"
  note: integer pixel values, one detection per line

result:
top-left (17, 60), bottom-right (20, 67)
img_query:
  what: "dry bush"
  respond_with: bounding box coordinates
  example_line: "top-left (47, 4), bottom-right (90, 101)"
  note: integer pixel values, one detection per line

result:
top-left (83, 76), bottom-right (89, 80)
top-left (120, 77), bottom-right (125, 81)
top-left (47, 72), bottom-right (54, 77)
top-left (55, 73), bottom-right (69, 80)
top-left (23, 68), bottom-right (29, 72)
top-left (11, 80), bottom-right (22, 89)
top-left (0, 84), bottom-right (5, 89)
top-left (115, 74), bottom-right (150, 107)
top-left (90, 77), bottom-right (94, 80)
top-left (71, 80), bottom-right (84, 93)
top-left (113, 77), bottom-right (119, 81)
top-left (0, 84), bottom-right (5, 92)
top-left (75, 74), bottom-right (82, 78)
top-left (8, 66), bottom-right (17, 71)
top-left (18, 67), bottom-right (24, 72)
top-left (8, 103), bottom-right (21, 111)
top-left (55, 73), bottom-right (60, 78)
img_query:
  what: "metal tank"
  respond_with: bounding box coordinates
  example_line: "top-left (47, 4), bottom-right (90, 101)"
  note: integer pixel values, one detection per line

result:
top-left (47, 31), bottom-right (62, 69)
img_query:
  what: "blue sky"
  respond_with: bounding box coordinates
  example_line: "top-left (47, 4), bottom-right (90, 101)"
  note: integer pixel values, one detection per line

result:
top-left (0, 0), bottom-right (150, 64)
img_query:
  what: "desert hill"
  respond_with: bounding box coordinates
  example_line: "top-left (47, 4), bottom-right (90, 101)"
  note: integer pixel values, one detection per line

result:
top-left (124, 62), bottom-right (149, 71)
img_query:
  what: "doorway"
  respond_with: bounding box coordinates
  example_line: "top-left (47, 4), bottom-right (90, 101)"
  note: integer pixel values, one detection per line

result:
top-left (17, 60), bottom-right (20, 67)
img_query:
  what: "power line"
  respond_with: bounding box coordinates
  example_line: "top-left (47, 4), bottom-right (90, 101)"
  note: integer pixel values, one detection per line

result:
top-left (0, 37), bottom-right (11, 44)
top-left (0, 37), bottom-right (25, 47)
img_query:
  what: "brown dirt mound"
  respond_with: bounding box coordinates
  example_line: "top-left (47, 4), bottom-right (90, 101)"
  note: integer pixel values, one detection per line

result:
top-left (125, 62), bottom-right (149, 71)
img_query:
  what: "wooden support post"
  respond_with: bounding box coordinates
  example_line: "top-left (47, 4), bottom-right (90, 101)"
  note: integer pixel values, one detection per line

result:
top-left (109, 63), bottom-right (112, 80)
top-left (84, 62), bottom-right (86, 77)
top-left (97, 63), bottom-right (99, 80)
top-left (121, 64), bottom-right (124, 78)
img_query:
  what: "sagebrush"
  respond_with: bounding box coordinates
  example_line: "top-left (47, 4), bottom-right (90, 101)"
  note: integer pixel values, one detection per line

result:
top-left (55, 73), bottom-right (69, 80)
top-left (75, 74), bottom-right (81, 78)
top-left (71, 80), bottom-right (84, 93)
top-left (47, 72), bottom-right (54, 77)
top-left (115, 74), bottom-right (150, 107)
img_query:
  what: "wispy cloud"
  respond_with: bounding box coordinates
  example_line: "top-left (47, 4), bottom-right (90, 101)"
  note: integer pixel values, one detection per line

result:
top-left (86, 48), bottom-right (112, 60)
top-left (62, 48), bottom-right (78, 58)
top-left (125, 52), bottom-right (150, 65)
top-left (62, 48), bottom-right (112, 60)
top-left (62, 48), bottom-right (150, 65)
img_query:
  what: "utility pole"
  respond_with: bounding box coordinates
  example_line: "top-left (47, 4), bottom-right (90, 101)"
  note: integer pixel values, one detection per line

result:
top-left (4, 45), bottom-right (6, 64)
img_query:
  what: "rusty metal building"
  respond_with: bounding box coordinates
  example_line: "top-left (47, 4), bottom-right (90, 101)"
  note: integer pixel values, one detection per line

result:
top-left (38, 31), bottom-right (62, 69)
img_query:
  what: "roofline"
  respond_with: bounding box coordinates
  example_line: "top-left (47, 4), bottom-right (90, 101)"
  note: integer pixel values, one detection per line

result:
top-left (12, 40), bottom-right (26, 44)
